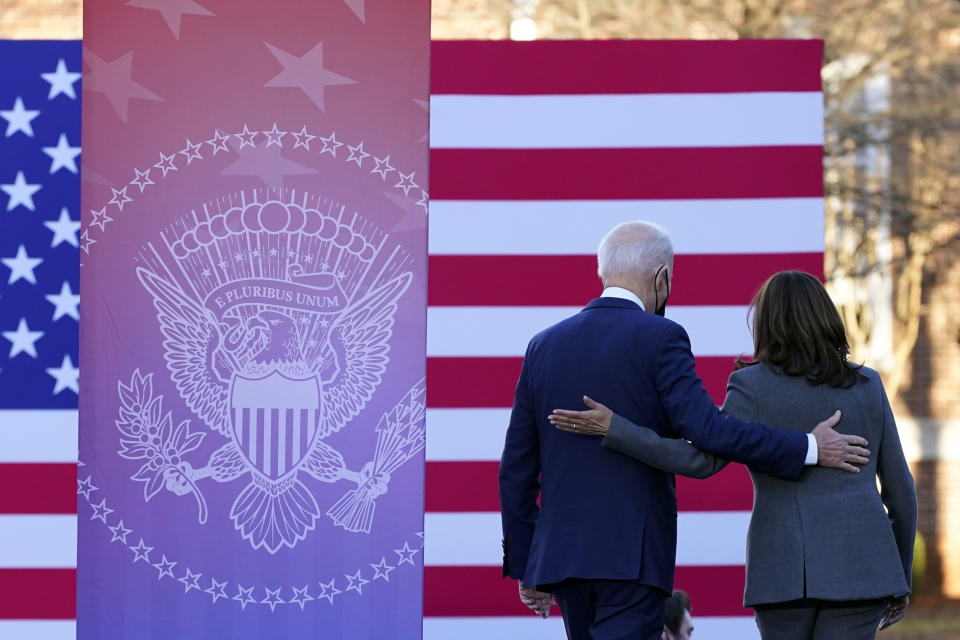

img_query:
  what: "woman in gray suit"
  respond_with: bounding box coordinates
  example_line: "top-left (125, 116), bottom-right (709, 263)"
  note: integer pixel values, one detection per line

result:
top-left (549, 270), bottom-right (916, 639)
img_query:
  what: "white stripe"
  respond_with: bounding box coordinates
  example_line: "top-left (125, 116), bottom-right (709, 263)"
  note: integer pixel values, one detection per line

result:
top-left (0, 515), bottom-right (77, 568)
top-left (427, 306), bottom-right (753, 358)
top-left (263, 409), bottom-right (273, 477)
top-left (431, 93), bottom-right (823, 148)
top-left (0, 410), bottom-right (77, 463)
top-left (277, 409), bottom-right (287, 476)
top-left (428, 198), bottom-right (825, 255)
top-left (424, 617), bottom-right (759, 640)
top-left (0, 621), bottom-right (77, 640)
top-left (427, 409), bottom-right (511, 461)
top-left (424, 512), bottom-right (748, 566)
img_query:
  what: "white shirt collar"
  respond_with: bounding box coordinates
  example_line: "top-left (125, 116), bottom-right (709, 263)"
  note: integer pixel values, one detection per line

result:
top-left (601, 287), bottom-right (645, 310)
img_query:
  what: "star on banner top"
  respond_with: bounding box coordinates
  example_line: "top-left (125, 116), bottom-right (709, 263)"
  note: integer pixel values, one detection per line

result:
top-left (264, 42), bottom-right (357, 112)
top-left (125, 0), bottom-right (214, 39)
top-left (83, 49), bottom-right (163, 123)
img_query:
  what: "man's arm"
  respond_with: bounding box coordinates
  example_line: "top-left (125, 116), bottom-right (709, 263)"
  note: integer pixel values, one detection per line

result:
top-left (498, 347), bottom-right (540, 581)
top-left (655, 322), bottom-right (867, 479)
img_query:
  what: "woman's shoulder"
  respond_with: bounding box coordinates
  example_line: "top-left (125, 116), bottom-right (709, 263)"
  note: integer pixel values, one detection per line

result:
top-left (728, 362), bottom-right (780, 385)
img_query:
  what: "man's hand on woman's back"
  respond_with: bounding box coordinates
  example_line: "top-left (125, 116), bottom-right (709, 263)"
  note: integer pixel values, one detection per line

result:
top-left (811, 410), bottom-right (870, 473)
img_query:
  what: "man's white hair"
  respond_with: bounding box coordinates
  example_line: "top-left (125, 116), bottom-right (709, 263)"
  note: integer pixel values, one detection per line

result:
top-left (597, 221), bottom-right (674, 282)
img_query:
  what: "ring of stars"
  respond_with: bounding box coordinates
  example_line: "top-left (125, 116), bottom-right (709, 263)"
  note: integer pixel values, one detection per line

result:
top-left (76, 464), bottom-right (423, 611)
top-left (80, 121), bottom-right (428, 257)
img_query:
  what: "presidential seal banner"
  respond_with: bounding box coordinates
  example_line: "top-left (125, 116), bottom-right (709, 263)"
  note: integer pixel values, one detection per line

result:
top-left (78, 2), bottom-right (429, 637)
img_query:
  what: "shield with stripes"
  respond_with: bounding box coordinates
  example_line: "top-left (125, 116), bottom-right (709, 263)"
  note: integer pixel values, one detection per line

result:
top-left (229, 371), bottom-right (322, 480)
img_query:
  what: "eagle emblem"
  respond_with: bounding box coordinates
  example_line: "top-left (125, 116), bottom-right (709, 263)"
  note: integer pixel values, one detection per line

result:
top-left (116, 197), bottom-right (423, 554)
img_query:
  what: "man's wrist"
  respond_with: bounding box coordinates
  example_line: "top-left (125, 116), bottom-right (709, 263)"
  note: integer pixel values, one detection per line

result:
top-left (804, 433), bottom-right (819, 465)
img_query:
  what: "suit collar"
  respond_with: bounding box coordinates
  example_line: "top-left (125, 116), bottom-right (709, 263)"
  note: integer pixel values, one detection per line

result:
top-left (584, 297), bottom-right (644, 312)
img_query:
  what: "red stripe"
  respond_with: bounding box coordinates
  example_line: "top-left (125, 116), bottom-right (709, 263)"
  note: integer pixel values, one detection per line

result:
top-left (0, 569), bottom-right (76, 619)
top-left (423, 565), bottom-right (750, 616)
top-left (427, 356), bottom-right (735, 408)
top-left (0, 464), bottom-right (76, 514)
top-left (431, 40), bottom-right (823, 95)
top-left (425, 461), bottom-right (752, 513)
top-left (428, 253), bottom-right (824, 307)
top-left (430, 147), bottom-right (823, 200)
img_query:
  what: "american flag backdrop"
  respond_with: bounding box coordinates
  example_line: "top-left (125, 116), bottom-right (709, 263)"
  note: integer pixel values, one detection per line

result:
top-left (423, 40), bottom-right (825, 639)
top-left (0, 39), bottom-right (824, 639)
top-left (0, 40), bottom-right (81, 638)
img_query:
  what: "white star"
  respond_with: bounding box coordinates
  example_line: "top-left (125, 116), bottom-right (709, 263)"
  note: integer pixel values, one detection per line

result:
top-left (233, 124), bottom-right (258, 149)
top-left (89, 497), bottom-right (113, 523)
top-left (2, 245), bottom-right (43, 284)
top-left (233, 585), bottom-right (257, 610)
top-left (291, 125), bottom-right (315, 150)
top-left (261, 587), bottom-right (284, 612)
top-left (46, 281), bottom-right (80, 322)
top-left (130, 167), bottom-right (153, 193)
top-left (262, 123), bottom-right (286, 148)
top-left (416, 188), bottom-right (429, 213)
top-left (153, 554), bottom-right (177, 579)
top-left (370, 557), bottom-right (396, 582)
top-left (46, 353), bottom-right (79, 395)
top-left (393, 541), bottom-right (419, 566)
top-left (204, 578), bottom-right (229, 604)
top-left (316, 578), bottom-right (341, 604)
top-left (289, 585), bottom-right (313, 611)
top-left (201, 268), bottom-right (211, 277)
top-left (108, 519), bottom-right (132, 544)
top-left (370, 154), bottom-right (395, 180)
top-left (130, 538), bottom-right (154, 563)
top-left (318, 131), bottom-right (343, 157)
top-left (205, 129), bottom-right (230, 155)
top-left (109, 186), bottom-right (133, 212)
top-left (1, 171), bottom-right (42, 212)
top-left (346, 140), bottom-right (369, 167)
top-left (344, 569), bottom-right (369, 595)
top-left (178, 568), bottom-right (202, 593)
top-left (178, 138), bottom-right (203, 165)
top-left (44, 207), bottom-right (80, 247)
top-left (81, 231), bottom-right (96, 255)
top-left (153, 151), bottom-right (178, 176)
top-left (394, 171), bottom-right (418, 196)
top-left (40, 59), bottom-right (81, 100)
top-left (42, 133), bottom-right (81, 174)
top-left (0, 97), bottom-right (40, 137)
top-left (89, 207), bottom-right (114, 232)
top-left (2, 318), bottom-right (43, 358)
top-left (77, 476), bottom-right (97, 500)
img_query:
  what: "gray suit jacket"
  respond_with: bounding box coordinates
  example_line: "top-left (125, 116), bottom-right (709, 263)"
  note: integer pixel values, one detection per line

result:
top-left (602, 363), bottom-right (917, 607)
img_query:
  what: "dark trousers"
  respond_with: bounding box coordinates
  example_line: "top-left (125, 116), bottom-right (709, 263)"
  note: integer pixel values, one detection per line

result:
top-left (754, 598), bottom-right (886, 640)
top-left (551, 579), bottom-right (667, 640)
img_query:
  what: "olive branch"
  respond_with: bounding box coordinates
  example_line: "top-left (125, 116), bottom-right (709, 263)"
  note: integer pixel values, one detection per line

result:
top-left (116, 369), bottom-right (209, 523)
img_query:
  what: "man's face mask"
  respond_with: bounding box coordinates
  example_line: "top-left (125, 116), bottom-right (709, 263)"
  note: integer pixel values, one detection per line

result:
top-left (654, 264), bottom-right (670, 317)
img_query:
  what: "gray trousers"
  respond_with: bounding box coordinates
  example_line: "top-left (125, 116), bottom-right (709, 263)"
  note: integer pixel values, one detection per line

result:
top-left (754, 598), bottom-right (886, 640)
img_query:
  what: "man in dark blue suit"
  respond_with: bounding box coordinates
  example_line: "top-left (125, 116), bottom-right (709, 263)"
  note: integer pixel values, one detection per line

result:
top-left (499, 221), bottom-right (870, 639)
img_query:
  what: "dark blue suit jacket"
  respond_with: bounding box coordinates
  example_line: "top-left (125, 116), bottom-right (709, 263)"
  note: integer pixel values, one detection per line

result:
top-left (499, 297), bottom-right (809, 592)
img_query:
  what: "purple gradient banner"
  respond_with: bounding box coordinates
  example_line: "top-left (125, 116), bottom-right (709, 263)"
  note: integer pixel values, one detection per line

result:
top-left (78, 1), bottom-right (429, 637)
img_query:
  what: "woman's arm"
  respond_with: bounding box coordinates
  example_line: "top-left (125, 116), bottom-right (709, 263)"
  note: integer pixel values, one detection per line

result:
top-left (549, 397), bottom-right (728, 479)
top-left (876, 382), bottom-right (918, 593)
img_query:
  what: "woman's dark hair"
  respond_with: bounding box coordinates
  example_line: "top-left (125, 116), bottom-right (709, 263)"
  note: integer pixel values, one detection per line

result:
top-left (736, 270), bottom-right (866, 388)
top-left (664, 590), bottom-right (691, 634)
